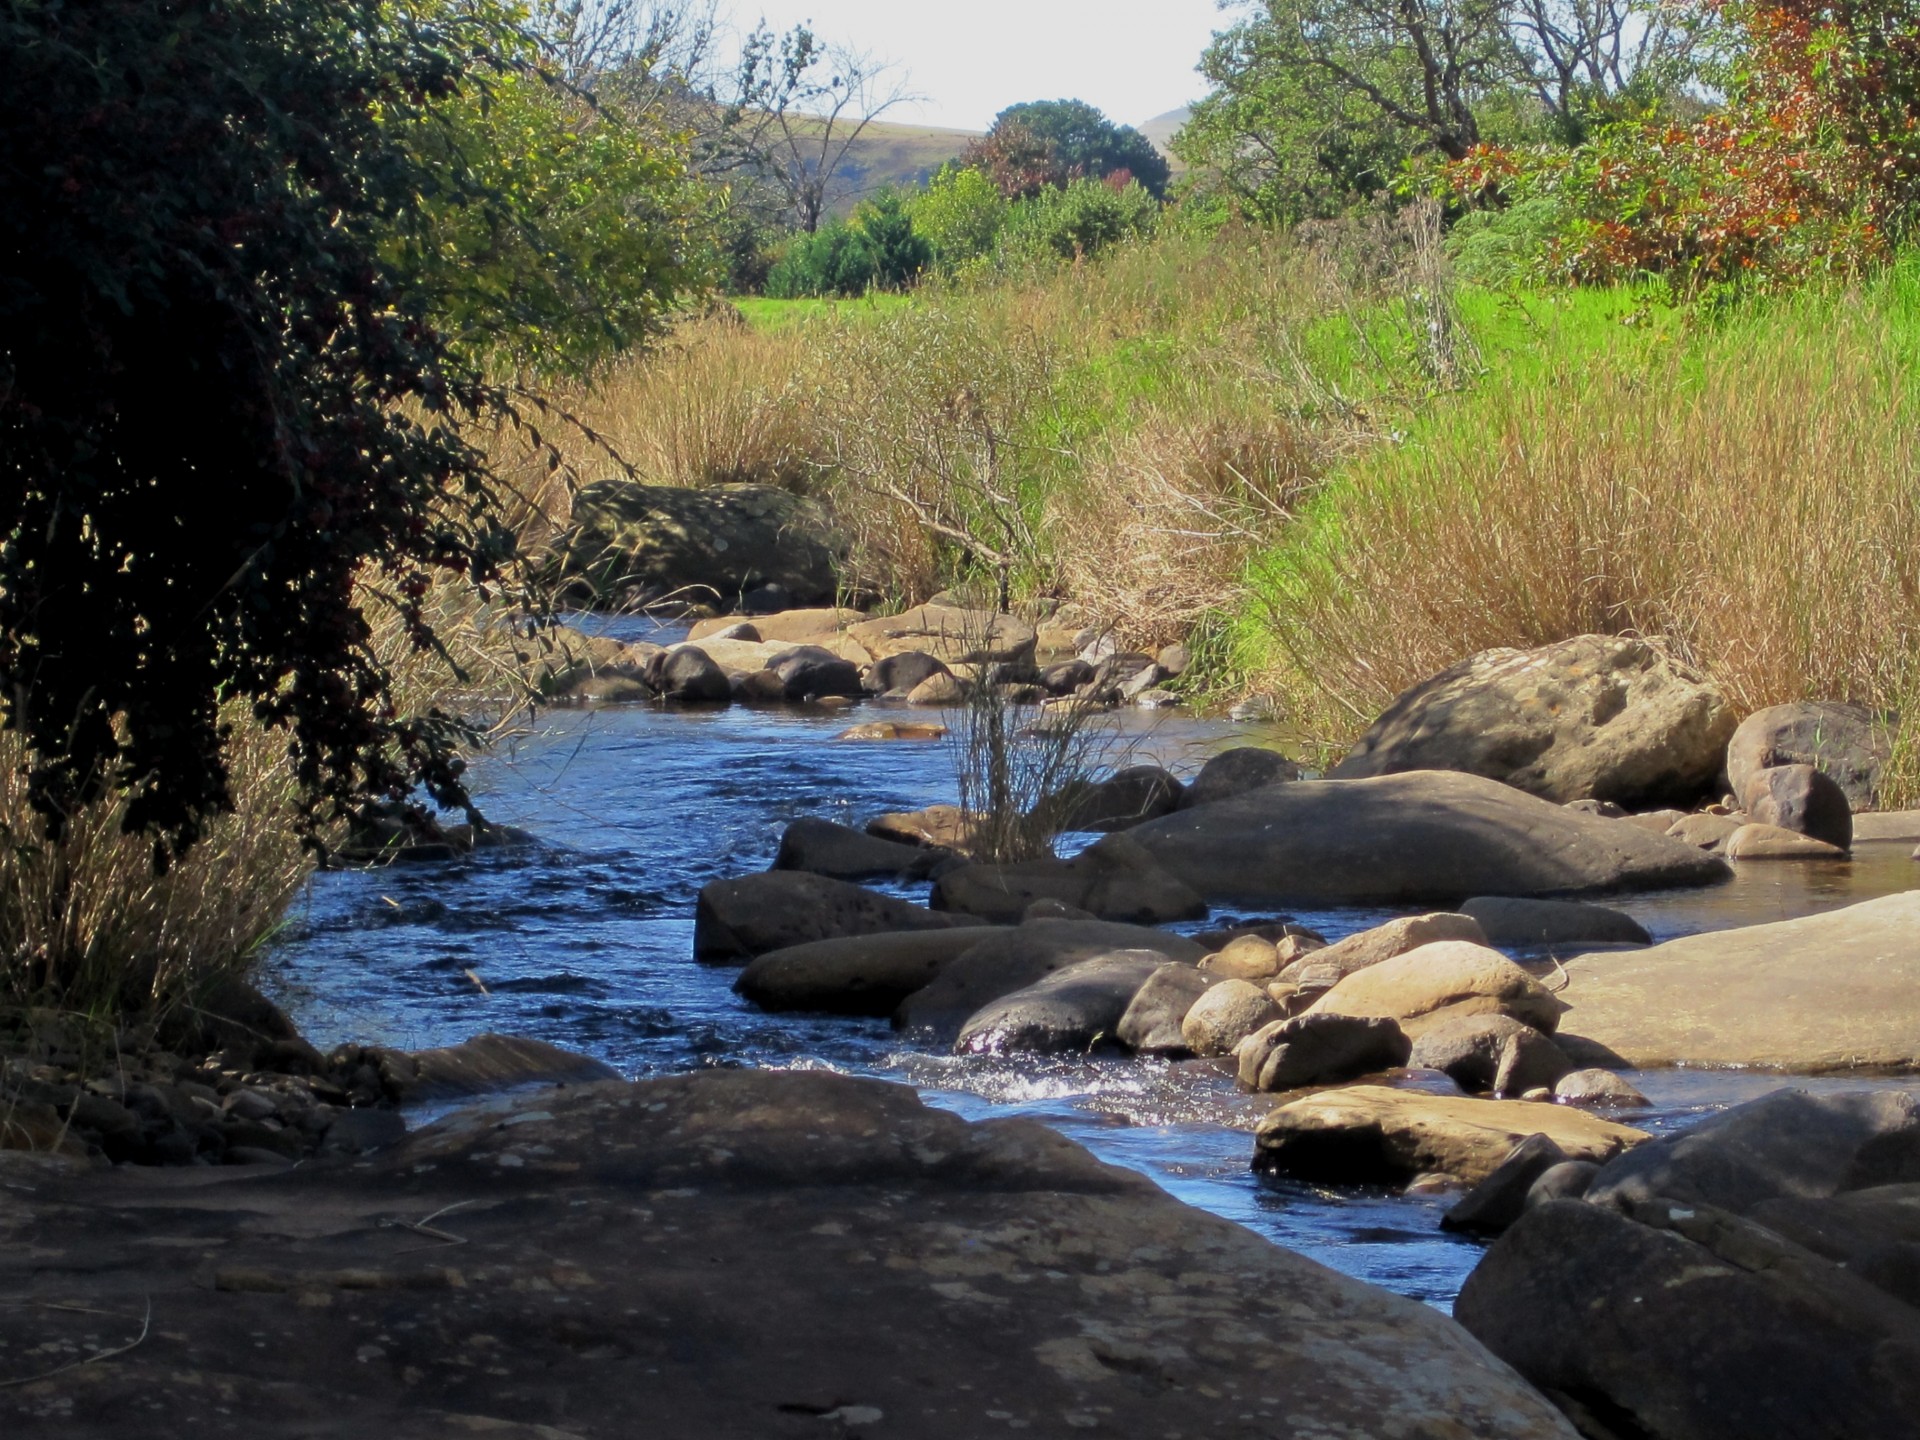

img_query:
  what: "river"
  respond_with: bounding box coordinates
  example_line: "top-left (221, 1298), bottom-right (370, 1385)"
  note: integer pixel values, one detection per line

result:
top-left (263, 621), bottom-right (1920, 1312)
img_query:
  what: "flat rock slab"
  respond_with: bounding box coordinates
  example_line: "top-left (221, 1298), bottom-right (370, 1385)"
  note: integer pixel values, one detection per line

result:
top-left (1256, 1084), bottom-right (1647, 1186)
top-left (1558, 892), bottom-right (1920, 1070)
top-left (1127, 770), bottom-right (1730, 906)
top-left (0, 1071), bottom-right (1578, 1440)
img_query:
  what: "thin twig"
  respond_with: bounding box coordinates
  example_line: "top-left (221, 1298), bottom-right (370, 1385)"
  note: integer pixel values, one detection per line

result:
top-left (0, 1297), bottom-right (151, 1389)
top-left (380, 1197), bottom-right (479, 1251)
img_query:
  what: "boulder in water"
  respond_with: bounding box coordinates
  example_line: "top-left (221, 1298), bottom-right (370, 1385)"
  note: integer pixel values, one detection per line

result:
top-left (1739, 762), bottom-right (1853, 850)
top-left (1726, 700), bottom-right (1893, 813)
top-left (954, 950), bottom-right (1171, 1055)
top-left (1305, 940), bottom-right (1568, 1035)
top-left (931, 833), bottom-right (1206, 926)
top-left (1179, 746), bottom-right (1302, 810)
top-left (1236, 1013), bottom-right (1412, 1093)
top-left (735, 927), bottom-right (1004, 1016)
top-left (695, 872), bottom-right (969, 962)
top-left (773, 818), bottom-right (948, 880)
top-left (1459, 895), bottom-right (1651, 949)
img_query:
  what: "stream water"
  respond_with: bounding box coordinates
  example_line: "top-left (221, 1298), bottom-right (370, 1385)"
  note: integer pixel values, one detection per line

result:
top-left (264, 620), bottom-right (1920, 1312)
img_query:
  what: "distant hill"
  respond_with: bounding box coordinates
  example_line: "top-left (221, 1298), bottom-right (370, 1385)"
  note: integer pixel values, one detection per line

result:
top-left (1139, 107), bottom-right (1191, 166)
top-left (818, 116), bottom-right (978, 213)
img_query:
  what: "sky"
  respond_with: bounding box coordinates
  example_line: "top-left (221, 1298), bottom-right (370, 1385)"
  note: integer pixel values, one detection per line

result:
top-left (717, 1), bottom-right (1235, 133)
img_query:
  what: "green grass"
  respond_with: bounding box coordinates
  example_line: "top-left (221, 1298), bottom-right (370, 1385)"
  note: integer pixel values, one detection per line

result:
top-left (732, 293), bottom-right (915, 332)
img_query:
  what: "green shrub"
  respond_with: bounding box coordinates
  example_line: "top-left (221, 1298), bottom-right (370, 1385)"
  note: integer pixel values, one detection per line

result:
top-left (909, 164), bottom-right (1009, 270)
top-left (1003, 177), bottom-right (1158, 263)
top-left (855, 191), bottom-right (933, 290)
top-left (764, 221), bottom-right (877, 297)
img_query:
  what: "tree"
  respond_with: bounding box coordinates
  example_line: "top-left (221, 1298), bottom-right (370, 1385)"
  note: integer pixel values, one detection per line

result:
top-left (0, 0), bottom-right (700, 857)
top-left (962, 120), bottom-right (1069, 200)
top-left (1003, 177), bottom-right (1160, 261)
top-left (856, 191), bottom-right (933, 289)
top-left (992, 99), bottom-right (1174, 198)
top-left (909, 164), bottom-right (1011, 268)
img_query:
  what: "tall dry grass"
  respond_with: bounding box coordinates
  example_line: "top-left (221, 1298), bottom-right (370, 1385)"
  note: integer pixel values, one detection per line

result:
top-left (1247, 282), bottom-right (1920, 798)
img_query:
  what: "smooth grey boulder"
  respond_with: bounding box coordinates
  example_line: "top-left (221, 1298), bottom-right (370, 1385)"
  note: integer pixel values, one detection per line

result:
top-left (0, 1070), bottom-right (1584, 1440)
top-left (1328, 634), bottom-right (1737, 808)
top-left (896, 919), bottom-right (1206, 1042)
top-left (694, 872), bottom-right (968, 962)
top-left (932, 833), bottom-right (1206, 925)
top-left (558, 480), bottom-right (843, 605)
top-left (1456, 1197), bottom-right (1920, 1440)
top-left (1747, 1182), bottom-right (1920, 1309)
top-left (1584, 1088), bottom-right (1920, 1216)
top-left (1117, 964), bottom-right (1222, 1054)
top-left (1236, 1014), bottom-right (1412, 1093)
top-left (863, 650), bottom-right (950, 696)
top-left (1045, 764), bottom-right (1184, 832)
top-left (1742, 762), bottom-right (1853, 850)
top-left (1409, 1013), bottom-right (1575, 1096)
top-left (1179, 746), bottom-right (1303, 809)
top-left (1556, 893), bottom-right (1920, 1069)
top-left (773, 817), bottom-right (947, 881)
top-left (1459, 895), bottom-right (1652, 949)
top-left (1442, 1133), bottom-right (1572, 1234)
top-left (653, 645), bottom-right (734, 703)
top-left (954, 950), bottom-right (1170, 1055)
top-left (1125, 770), bottom-right (1731, 906)
top-left (767, 645), bottom-right (863, 701)
top-left (1726, 700), bottom-right (1894, 813)
top-left (734, 927), bottom-right (1004, 1016)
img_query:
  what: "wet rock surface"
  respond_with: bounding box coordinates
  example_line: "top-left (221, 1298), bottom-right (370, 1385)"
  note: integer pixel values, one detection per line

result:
top-left (0, 1070), bottom-right (1581, 1440)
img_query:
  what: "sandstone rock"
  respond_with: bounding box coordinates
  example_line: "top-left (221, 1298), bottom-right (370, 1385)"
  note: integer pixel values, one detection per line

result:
top-left (1857, 810), bottom-right (1920, 841)
top-left (0, 1070), bottom-right (1590, 1440)
top-left (1553, 1068), bottom-right (1649, 1108)
top-left (1044, 764), bottom-right (1184, 832)
top-left (689, 606), bottom-right (861, 645)
top-left (372, 1034), bottom-right (619, 1103)
top-left (867, 805), bottom-right (981, 852)
top-left (1236, 1014), bottom-right (1411, 1092)
top-left (864, 650), bottom-right (951, 696)
top-left (1201, 934), bottom-right (1282, 980)
top-left (1455, 1197), bottom-right (1920, 1440)
top-left (773, 818), bottom-right (947, 881)
top-left (1329, 635), bottom-right (1736, 808)
top-left (1442, 1133), bottom-right (1572, 1234)
top-left (1157, 642), bottom-right (1192, 676)
top-left (1623, 807), bottom-right (1688, 834)
top-left (1181, 979), bottom-right (1283, 1057)
top-left (1666, 811), bottom-right (1745, 849)
top-left (1178, 746), bottom-right (1303, 810)
top-left (907, 671), bottom-right (968, 706)
top-left (1409, 1014), bottom-right (1574, 1096)
top-left (734, 928), bottom-right (1004, 1016)
top-left (1584, 1088), bottom-right (1920, 1216)
top-left (1126, 770), bottom-right (1731, 906)
top-left (1306, 940), bottom-right (1568, 1034)
top-left (557, 480), bottom-right (843, 605)
top-left (1256, 1085), bottom-right (1647, 1186)
top-left (1564, 798), bottom-right (1626, 818)
top-left (1557, 893), bottom-right (1920, 1069)
top-left (1116, 964), bottom-right (1221, 1054)
top-left (694, 873), bottom-right (967, 962)
top-left (1723, 820), bottom-right (1848, 858)
top-left (847, 606), bottom-right (1036, 667)
top-left (1459, 895), bottom-right (1651, 949)
top-left (955, 950), bottom-right (1171, 1055)
top-left (1740, 763), bottom-right (1853, 849)
top-left (835, 720), bottom-right (947, 742)
top-left (931, 833), bottom-right (1206, 926)
top-left (1726, 700), bottom-right (1894, 814)
top-left (896, 919), bottom-right (1206, 1042)
top-left (1279, 913), bottom-right (1489, 986)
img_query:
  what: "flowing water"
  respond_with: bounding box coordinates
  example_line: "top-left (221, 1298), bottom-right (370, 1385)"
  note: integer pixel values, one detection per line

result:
top-left (264, 621), bottom-right (1920, 1312)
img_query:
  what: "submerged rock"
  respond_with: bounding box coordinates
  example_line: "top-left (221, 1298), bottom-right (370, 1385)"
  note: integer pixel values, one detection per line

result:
top-left (772, 817), bottom-right (948, 881)
top-left (694, 872), bottom-right (968, 962)
top-left (1328, 634), bottom-right (1736, 808)
top-left (1555, 892), bottom-right (1920, 1069)
top-left (1125, 770), bottom-right (1731, 906)
top-left (1459, 895), bottom-right (1652, 949)
top-left (0, 1070), bottom-right (1583, 1439)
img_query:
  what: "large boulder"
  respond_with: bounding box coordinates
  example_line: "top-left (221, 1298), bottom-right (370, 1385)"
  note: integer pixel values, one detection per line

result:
top-left (694, 873), bottom-right (969, 962)
top-left (766, 644), bottom-right (863, 701)
top-left (1043, 765), bottom-right (1184, 832)
top-left (773, 817), bottom-right (949, 881)
top-left (1180, 979), bottom-right (1284, 1057)
top-left (896, 919), bottom-right (1206, 1042)
top-left (931, 834), bottom-right (1206, 926)
top-left (1459, 895), bottom-right (1651, 949)
top-left (1124, 770), bottom-right (1731, 906)
top-left (1329, 635), bottom-right (1737, 809)
top-left (1116, 964), bottom-right (1222, 1053)
top-left (846, 605), bottom-right (1036, 667)
top-left (954, 950), bottom-right (1171, 1055)
top-left (734, 928), bottom-right (1005, 1016)
top-left (1236, 1014), bottom-right (1412, 1093)
top-left (1456, 1197), bottom-right (1920, 1440)
top-left (1255, 1085), bottom-right (1647, 1186)
top-left (0, 1070), bottom-right (1583, 1440)
top-left (1740, 762), bottom-right (1854, 850)
top-left (558, 480), bottom-right (844, 605)
top-left (863, 650), bottom-right (952, 696)
top-left (689, 606), bottom-right (862, 645)
top-left (1305, 940), bottom-right (1568, 1035)
top-left (1179, 746), bottom-right (1302, 810)
top-left (1278, 912), bottom-right (1488, 984)
top-left (1555, 892), bottom-right (1920, 1069)
top-left (1408, 1014), bottom-right (1575, 1097)
top-left (652, 645), bottom-right (734, 703)
top-left (1726, 700), bottom-right (1894, 814)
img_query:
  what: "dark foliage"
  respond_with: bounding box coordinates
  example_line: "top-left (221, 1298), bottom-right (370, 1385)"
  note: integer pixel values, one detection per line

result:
top-left (992, 99), bottom-right (1173, 199)
top-left (0, 0), bottom-right (536, 857)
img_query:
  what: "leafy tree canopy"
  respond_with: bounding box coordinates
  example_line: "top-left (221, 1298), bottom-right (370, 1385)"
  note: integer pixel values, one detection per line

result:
top-left (992, 99), bottom-right (1173, 198)
top-left (0, 0), bottom-right (702, 858)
